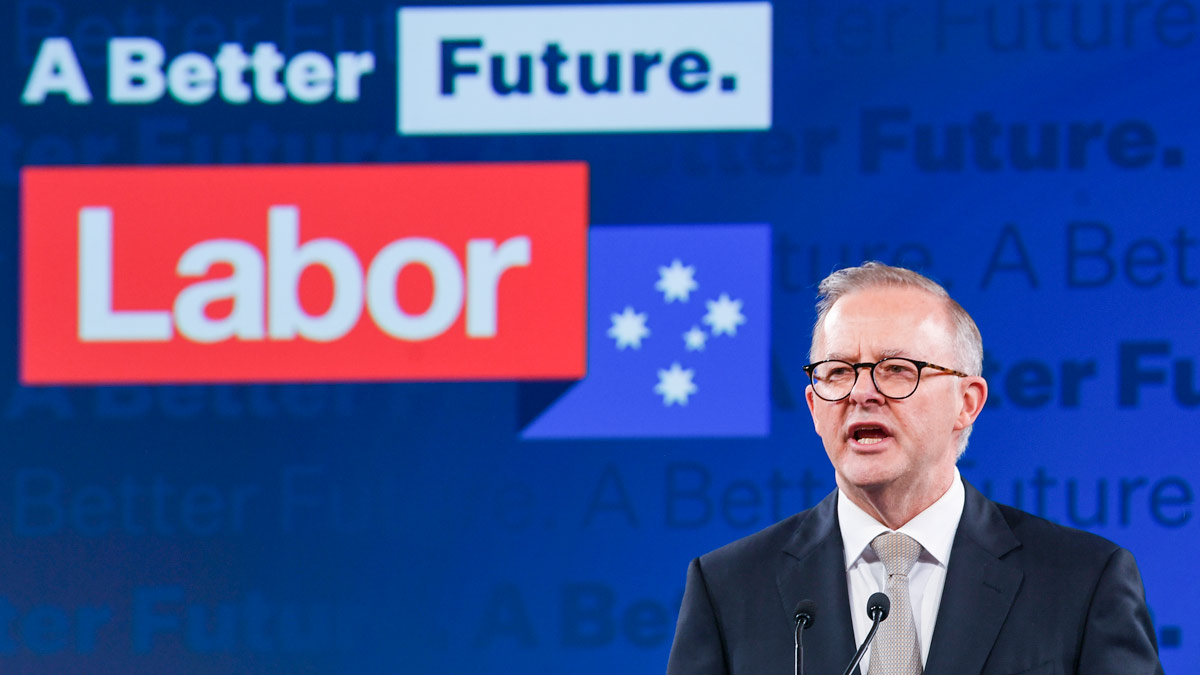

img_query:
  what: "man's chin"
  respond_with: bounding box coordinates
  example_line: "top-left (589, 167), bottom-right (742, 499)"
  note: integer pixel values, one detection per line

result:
top-left (836, 459), bottom-right (903, 492)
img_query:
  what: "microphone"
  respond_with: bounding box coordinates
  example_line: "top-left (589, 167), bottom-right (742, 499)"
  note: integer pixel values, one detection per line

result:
top-left (867, 592), bottom-right (890, 622)
top-left (841, 592), bottom-right (891, 675)
top-left (792, 600), bottom-right (817, 675)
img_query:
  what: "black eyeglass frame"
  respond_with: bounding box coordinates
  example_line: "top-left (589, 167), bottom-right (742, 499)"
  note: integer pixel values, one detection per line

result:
top-left (802, 357), bottom-right (971, 401)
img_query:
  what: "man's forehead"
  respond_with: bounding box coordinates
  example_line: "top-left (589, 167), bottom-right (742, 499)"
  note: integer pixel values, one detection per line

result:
top-left (824, 286), bottom-right (948, 322)
top-left (814, 287), bottom-right (954, 355)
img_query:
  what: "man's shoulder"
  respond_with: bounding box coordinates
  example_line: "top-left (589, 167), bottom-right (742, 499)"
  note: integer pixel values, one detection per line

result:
top-left (697, 493), bottom-right (837, 574)
top-left (700, 512), bottom-right (803, 564)
top-left (976, 489), bottom-right (1126, 564)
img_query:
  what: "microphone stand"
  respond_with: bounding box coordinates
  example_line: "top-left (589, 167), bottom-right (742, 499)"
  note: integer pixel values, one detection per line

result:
top-left (841, 592), bottom-right (890, 675)
top-left (840, 617), bottom-right (882, 675)
top-left (794, 618), bottom-right (805, 675)
top-left (793, 600), bottom-right (816, 675)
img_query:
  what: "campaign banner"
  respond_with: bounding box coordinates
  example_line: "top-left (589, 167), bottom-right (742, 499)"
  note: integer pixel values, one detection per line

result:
top-left (20, 163), bottom-right (587, 384)
top-left (397, 3), bottom-right (772, 134)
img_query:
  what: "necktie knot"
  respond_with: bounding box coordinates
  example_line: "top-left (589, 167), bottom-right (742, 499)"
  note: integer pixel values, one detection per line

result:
top-left (871, 531), bottom-right (922, 577)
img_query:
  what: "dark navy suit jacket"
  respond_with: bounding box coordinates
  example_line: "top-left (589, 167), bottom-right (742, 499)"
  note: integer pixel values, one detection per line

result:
top-left (666, 481), bottom-right (1163, 674)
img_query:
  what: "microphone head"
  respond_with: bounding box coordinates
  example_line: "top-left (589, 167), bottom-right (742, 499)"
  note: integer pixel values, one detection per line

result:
top-left (793, 599), bottom-right (818, 629)
top-left (867, 592), bottom-right (891, 622)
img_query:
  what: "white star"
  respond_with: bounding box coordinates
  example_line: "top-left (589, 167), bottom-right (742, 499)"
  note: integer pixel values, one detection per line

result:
top-left (654, 362), bottom-right (697, 406)
top-left (655, 259), bottom-right (698, 303)
top-left (608, 306), bottom-right (650, 349)
top-left (703, 293), bottom-right (746, 336)
top-left (683, 326), bottom-right (708, 351)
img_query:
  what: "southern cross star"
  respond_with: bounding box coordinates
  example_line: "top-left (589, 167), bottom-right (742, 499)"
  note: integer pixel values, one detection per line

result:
top-left (608, 306), bottom-right (650, 349)
top-left (703, 293), bottom-right (746, 336)
top-left (654, 362), bottom-right (697, 405)
top-left (655, 259), bottom-right (698, 303)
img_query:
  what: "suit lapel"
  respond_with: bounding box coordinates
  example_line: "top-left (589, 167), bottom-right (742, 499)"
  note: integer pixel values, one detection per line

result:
top-left (776, 491), bottom-right (859, 675)
top-left (924, 481), bottom-right (1023, 674)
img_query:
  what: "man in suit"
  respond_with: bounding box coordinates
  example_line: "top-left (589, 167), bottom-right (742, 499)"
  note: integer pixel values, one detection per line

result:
top-left (666, 262), bottom-right (1162, 674)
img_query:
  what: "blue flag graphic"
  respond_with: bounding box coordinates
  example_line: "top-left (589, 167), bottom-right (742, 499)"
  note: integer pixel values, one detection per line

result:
top-left (521, 224), bottom-right (770, 439)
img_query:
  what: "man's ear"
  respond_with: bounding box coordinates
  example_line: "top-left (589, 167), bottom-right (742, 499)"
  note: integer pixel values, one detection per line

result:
top-left (954, 376), bottom-right (988, 430)
top-left (805, 385), bottom-right (821, 431)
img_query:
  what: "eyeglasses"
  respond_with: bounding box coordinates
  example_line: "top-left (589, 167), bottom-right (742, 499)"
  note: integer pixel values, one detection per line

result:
top-left (802, 357), bottom-right (970, 401)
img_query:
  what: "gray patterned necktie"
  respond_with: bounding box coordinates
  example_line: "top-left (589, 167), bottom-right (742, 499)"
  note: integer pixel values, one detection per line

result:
top-left (867, 532), bottom-right (924, 674)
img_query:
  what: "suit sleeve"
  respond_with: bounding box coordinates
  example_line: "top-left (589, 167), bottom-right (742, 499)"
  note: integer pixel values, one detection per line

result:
top-left (1077, 547), bottom-right (1164, 675)
top-left (666, 557), bottom-right (729, 675)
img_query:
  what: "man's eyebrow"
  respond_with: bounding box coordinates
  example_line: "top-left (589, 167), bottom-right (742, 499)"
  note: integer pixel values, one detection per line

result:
top-left (823, 348), bottom-right (911, 362)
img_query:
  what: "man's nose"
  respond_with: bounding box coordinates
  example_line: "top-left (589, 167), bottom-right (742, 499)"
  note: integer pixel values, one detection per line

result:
top-left (847, 365), bottom-right (884, 404)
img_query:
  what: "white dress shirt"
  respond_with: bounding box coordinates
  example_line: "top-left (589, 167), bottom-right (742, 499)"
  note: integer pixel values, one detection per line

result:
top-left (838, 468), bottom-right (965, 669)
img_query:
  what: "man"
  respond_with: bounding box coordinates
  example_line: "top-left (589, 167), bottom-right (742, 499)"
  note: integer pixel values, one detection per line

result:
top-left (666, 262), bottom-right (1162, 674)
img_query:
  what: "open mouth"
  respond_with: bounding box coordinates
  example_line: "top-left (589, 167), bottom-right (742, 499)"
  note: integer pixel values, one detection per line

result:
top-left (850, 424), bottom-right (890, 445)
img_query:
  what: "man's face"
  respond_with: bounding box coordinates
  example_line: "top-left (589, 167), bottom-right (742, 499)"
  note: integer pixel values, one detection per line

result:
top-left (805, 286), bottom-right (986, 503)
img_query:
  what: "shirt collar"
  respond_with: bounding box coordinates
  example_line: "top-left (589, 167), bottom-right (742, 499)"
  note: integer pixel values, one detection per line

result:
top-left (838, 467), bottom-right (965, 570)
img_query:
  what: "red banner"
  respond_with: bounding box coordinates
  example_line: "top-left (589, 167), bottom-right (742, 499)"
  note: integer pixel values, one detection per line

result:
top-left (21, 163), bottom-right (588, 383)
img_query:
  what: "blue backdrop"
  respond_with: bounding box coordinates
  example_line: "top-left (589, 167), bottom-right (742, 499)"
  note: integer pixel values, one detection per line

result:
top-left (4, 0), bottom-right (1196, 672)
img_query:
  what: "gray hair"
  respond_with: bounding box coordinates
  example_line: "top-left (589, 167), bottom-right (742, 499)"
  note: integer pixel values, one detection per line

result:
top-left (809, 262), bottom-right (983, 454)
